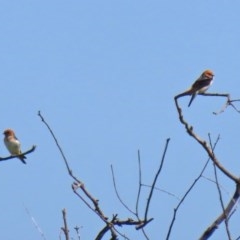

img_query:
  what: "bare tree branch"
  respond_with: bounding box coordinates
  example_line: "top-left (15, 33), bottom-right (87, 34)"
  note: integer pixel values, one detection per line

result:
top-left (136, 150), bottom-right (142, 217)
top-left (61, 209), bottom-right (70, 240)
top-left (199, 184), bottom-right (240, 240)
top-left (141, 184), bottom-right (180, 200)
top-left (38, 111), bottom-right (71, 173)
top-left (209, 134), bottom-right (232, 240)
top-left (74, 226), bottom-right (81, 240)
top-left (166, 159), bottom-right (209, 240)
top-left (135, 150), bottom-right (150, 240)
top-left (39, 111), bottom-right (108, 221)
top-left (175, 92), bottom-right (240, 115)
top-left (174, 97), bottom-right (239, 182)
top-left (144, 138), bottom-right (170, 221)
top-left (165, 134), bottom-right (220, 240)
top-left (0, 145), bottom-right (36, 161)
top-left (213, 163), bottom-right (232, 240)
top-left (38, 111), bottom-right (156, 239)
top-left (23, 204), bottom-right (47, 240)
top-left (202, 176), bottom-right (230, 196)
top-left (111, 165), bottom-right (135, 215)
top-left (174, 95), bottom-right (240, 239)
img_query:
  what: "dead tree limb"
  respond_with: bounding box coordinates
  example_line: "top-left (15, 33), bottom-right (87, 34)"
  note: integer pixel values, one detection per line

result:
top-left (174, 96), bottom-right (238, 182)
top-left (166, 135), bottom-right (220, 240)
top-left (61, 209), bottom-right (70, 240)
top-left (199, 184), bottom-right (240, 240)
top-left (38, 111), bottom-right (160, 239)
top-left (175, 92), bottom-right (240, 115)
top-left (174, 95), bottom-right (240, 239)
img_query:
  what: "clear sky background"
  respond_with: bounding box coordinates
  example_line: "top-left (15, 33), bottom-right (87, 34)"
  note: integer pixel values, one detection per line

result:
top-left (0, 1), bottom-right (240, 239)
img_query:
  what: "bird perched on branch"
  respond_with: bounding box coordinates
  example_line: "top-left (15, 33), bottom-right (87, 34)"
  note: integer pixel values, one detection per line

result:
top-left (177, 70), bottom-right (214, 107)
top-left (3, 129), bottom-right (27, 164)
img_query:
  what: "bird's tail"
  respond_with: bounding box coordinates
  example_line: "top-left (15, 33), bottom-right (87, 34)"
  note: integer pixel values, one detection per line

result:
top-left (175, 88), bottom-right (193, 99)
top-left (188, 93), bottom-right (197, 107)
top-left (18, 155), bottom-right (27, 164)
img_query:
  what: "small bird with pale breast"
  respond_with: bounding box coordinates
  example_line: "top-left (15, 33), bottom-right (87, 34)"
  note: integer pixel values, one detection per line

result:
top-left (3, 129), bottom-right (27, 164)
top-left (176, 70), bottom-right (214, 107)
top-left (188, 70), bottom-right (214, 107)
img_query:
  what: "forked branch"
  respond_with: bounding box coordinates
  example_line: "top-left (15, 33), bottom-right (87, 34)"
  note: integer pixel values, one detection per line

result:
top-left (174, 96), bottom-right (239, 183)
top-left (174, 94), bottom-right (240, 239)
top-left (38, 111), bottom-right (163, 239)
top-left (199, 184), bottom-right (240, 240)
top-left (175, 92), bottom-right (240, 115)
top-left (166, 134), bottom-right (220, 240)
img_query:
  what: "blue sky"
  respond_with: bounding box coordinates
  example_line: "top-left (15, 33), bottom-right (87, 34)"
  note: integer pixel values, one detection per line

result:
top-left (0, 1), bottom-right (240, 239)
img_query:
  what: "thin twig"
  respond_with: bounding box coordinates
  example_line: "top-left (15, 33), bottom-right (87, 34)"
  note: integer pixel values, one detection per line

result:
top-left (38, 112), bottom-right (110, 225)
top-left (202, 176), bottom-right (229, 196)
top-left (59, 230), bottom-right (62, 240)
top-left (144, 138), bottom-right (170, 221)
top-left (213, 163), bottom-right (232, 240)
top-left (112, 224), bottom-right (131, 240)
top-left (166, 135), bottom-right (220, 240)
top-left (39, 111), bottom-right (154, 239)
top-left (74, 226), bottom-right (81, 240)
top-left (38, 111), bottom-right (108, 221)
top-left (166, 160), bottom-right (209, 240)
top-left (141, 184), bottom-right (180, 200)
top-left (38, 111), bottom-right (71, 173)
top-left (135, 150), bottom-right (150, 240)
top-left (209, 134), bottom-right (232, 239)
top-left (111, 165), bottom-right (135, 215)
top-left (136, 150), bottom-right (142, 217)
top-left (23, 204), bottom-right (47, 240)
